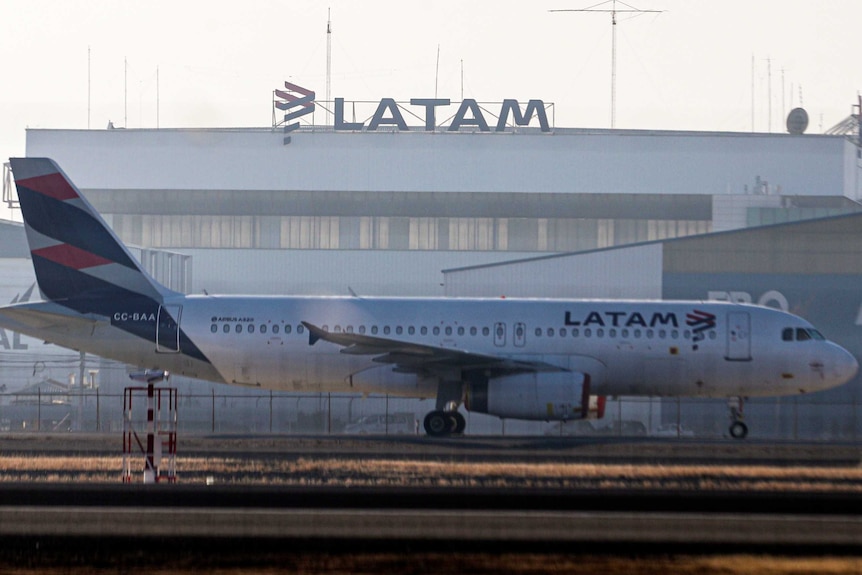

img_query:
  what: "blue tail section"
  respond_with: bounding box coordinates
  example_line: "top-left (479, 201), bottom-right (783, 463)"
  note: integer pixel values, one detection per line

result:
top-left (9, 157), bottom-right (210, 364)
top-left (10, 157), bottom-right (172, 304)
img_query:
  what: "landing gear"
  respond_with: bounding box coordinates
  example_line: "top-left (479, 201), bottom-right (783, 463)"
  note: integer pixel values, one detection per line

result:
top-left (729, 420), bottom-right (748, 439)
top-left (728, 397), bottom-right (748, 439)
top-left (423, 379), bottom-right (467, 437)
top-left (423, 410), bottom-right (466, 437)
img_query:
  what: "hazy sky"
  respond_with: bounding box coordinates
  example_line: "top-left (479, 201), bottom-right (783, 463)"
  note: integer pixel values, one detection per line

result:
top-left (1, 0), bottom-right (860, 163)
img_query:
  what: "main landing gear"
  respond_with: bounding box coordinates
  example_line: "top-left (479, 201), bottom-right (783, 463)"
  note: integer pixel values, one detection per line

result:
top-left (728, 397), bottom-right (748, 439)
top-left (424, 380), bottom-right (466, 437)
top-left (423, 410), bottom-right (466, 437)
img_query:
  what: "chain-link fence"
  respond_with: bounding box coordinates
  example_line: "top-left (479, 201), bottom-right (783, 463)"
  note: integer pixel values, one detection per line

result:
top-left (1, 390), bottom-right (859, 441)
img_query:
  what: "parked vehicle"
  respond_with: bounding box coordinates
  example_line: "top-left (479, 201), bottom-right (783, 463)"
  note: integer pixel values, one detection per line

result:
top-left (652, 423), bottom-right (695, 437)
top-left (343, 413), bottom-right (416, 435)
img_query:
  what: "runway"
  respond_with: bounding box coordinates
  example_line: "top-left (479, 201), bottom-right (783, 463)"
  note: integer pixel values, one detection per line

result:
top-left (1, 434), bottom-right (861, 571)
top-left (1, 484), bottom-right (861, 546)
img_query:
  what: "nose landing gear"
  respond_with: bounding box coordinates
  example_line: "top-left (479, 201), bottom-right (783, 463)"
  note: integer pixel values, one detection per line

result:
top-left (728, 397), bottom-right (748, 439)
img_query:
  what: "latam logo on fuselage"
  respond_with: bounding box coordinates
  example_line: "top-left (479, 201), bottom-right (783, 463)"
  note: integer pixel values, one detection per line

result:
top-left (564, 309), bottom-right (717, 331)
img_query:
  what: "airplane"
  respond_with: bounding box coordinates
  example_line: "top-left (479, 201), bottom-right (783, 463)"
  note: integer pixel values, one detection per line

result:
top-left (0, 157), bottom-right (857, 438)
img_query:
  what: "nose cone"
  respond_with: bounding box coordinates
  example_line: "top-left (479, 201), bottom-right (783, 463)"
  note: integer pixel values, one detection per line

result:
top-left (827, 343), bottom-right (859, 389)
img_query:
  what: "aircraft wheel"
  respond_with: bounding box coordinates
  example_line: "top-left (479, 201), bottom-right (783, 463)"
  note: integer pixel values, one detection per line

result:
top-left (424, 411), bottom-right (452, 437)
top-left (451, 411), bottom-right (466, 434)
top-left (729, 421), bottom-right (748, 439)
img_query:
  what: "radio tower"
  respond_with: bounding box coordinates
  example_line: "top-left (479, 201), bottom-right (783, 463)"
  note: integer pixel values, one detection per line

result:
top-left (551, 1), bottom-right (663, 128)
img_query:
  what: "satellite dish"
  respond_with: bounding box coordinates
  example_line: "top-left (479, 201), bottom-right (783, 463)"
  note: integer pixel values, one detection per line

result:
top-left (786, 108), bottom-right (809, 135)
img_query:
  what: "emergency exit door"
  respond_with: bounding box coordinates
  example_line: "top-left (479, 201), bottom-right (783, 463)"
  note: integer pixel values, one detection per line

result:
top-left (726, 312), bottom-right (751, 361)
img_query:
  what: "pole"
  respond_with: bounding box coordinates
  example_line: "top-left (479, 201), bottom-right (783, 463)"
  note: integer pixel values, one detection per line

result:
top-left (144, 382), bottom-right (156, 483)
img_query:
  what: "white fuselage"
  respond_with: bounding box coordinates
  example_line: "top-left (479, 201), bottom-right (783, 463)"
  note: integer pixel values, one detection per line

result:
top-left (4, 296), bottom-right (855, 400)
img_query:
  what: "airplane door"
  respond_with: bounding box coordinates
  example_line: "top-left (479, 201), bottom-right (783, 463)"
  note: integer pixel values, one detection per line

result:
top-left (156, 305), bottom-right (182, 353)
top-left (514, 322), bottom-right (526, 347)
top-left (494, 322), bottom-right (506, 347)
top-left (726, 312), bottom-right (751, 361)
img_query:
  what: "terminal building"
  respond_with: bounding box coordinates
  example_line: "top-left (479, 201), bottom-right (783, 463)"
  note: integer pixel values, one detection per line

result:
top-left (1, 96), bottom-right (861, 437)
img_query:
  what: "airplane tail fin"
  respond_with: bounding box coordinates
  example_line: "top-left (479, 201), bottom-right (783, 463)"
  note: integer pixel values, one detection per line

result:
top-left (9, 157), bottom-right (172, 304)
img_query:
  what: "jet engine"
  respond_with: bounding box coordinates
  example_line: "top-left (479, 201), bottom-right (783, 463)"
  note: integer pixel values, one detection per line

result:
top-left (464, 372), bottom-right (605, 421)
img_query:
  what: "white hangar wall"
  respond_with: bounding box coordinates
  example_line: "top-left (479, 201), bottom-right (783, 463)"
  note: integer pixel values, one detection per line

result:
top-left (185, 249), bottom-right (535, 297)
top-left (25, 128), bottom-right (855, 197)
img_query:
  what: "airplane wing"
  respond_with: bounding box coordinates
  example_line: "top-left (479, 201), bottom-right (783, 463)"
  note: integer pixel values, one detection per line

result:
top-left (301, 321), bottom-right (565, 376)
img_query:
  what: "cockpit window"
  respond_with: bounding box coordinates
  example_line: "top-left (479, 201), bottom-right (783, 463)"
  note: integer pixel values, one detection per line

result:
top-left (784, 327), bottom-right (826, 342)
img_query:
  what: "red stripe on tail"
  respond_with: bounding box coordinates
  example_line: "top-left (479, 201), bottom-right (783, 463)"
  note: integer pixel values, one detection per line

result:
top-left (32, 244), bottom-right (113, 270)
top-left (17, 172), bottom-right (79, 201)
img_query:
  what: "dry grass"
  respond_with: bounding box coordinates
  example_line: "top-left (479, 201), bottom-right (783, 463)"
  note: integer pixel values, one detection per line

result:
top-left (2, 454), bottom-right (862, 491)
top-left (2, 554), bottom-right (862, 574)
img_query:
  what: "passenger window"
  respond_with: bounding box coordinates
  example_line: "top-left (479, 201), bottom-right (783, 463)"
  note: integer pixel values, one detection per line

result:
top-left (621, 329), bottom-right (629, 338)
top-left (272, 325), bottom-right (280, 334)
top-left (261, 325), bottom-right (267, 334)
top-left (359, 325), bottom-right (366, 334)
top-left (420, 326), bottom-right (427, 335)
top-left (470, 327), bottom-right (477, 336)
top-left (560, 328), bottom-right (567, 337)
top-left (535, 328), bottom-right (542, 337)
top-left (782, 328), bottom-right (793, 341)
top-left (547, 328), bottom-right (554, 337)
top-left (235, 324), bottom-right (243, 333)
top-left (211, 324), bottom-right (217, 333)
top-left (285, 325), bottom-right (292, 334)
top-left (223, 324), bottom-right (230, 333)
top-left (596, 328), bottom-right (604, 338)
top-left (346, 326), bottom-right (354, 334)
top-left (796, 328), bottom-right (811, 341)
top-left (396, 326), bottom-right (403, 335)
top-left (457, 327), bottom-right (465, 336)
top-left (445, 326), bottom-right (452, 336)
top-left (334, 325), bottom-right (342, 333)
top-left (609, 329), bottom-right (617, 338)
top-left (297, 325), bottom-right (304, 334)
top-left (572, 328), bottom-right (579, 337)
top-left (408, 326), bottom-right (415, 335)
top-left (482, 327), bottom-right (490, 336)
top-left (384, 326), bottom-right (391, 335)
top-left (371, 326), bottom-right (378, 335)
top-left (248, 324), bottom-right (255, 334)
top-left (433, 327), bottom-right (440, 336)
top-left (584, 328), bottom-right (592, 337)
top-left (646, 329), bottom-right (654, 339)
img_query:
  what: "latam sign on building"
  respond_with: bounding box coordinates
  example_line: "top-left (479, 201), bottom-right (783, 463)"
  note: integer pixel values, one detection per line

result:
top-left (275, 82), bottom-right (552, 144)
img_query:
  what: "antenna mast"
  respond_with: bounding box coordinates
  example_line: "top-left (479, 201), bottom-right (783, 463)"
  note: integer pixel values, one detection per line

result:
top-left (551, 0), bottom-right (663, 128)
top-left (326, 8), bottom-right (332, 126)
